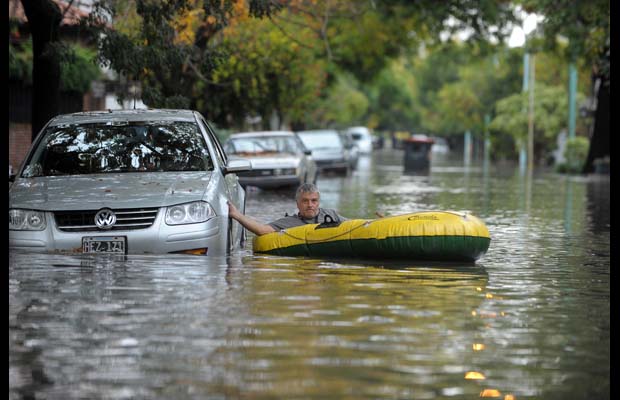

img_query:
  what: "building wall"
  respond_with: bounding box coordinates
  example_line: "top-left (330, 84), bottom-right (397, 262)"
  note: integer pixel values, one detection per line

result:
top-left (9, 123), bottom-right (32, 173)
top-left (9, 88), bottom-right (107, 175)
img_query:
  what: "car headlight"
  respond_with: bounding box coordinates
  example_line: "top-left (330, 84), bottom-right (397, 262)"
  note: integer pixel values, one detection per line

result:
top-left (280, 168), bottom-right (296, 176)
top-left (165, 201), bottom-right (216, 225)
top-left (9, 209), bottom-right (47, 231)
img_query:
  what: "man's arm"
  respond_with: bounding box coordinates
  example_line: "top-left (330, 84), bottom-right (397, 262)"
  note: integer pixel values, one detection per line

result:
top-left (227, 201), bottom-right (276, 236)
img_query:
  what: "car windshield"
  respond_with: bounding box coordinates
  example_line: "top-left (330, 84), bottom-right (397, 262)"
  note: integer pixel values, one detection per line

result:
top-left (228, 136), bottom-right (301, 155)
top-left (22, 121), bottom-right (213, 177)
top-left (297, 132), bottom-right (343, 150)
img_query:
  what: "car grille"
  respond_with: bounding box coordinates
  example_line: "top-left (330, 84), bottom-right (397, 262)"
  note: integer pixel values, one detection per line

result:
top-left (241, 169), bottom-right (274, 177)
top-left (54, 208), bottom-right (159, 232)
top-left (240, 168), bottom-right (296, 177)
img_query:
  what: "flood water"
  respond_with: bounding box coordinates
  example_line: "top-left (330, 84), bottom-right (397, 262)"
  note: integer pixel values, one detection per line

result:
top-left (9, 149), bottom-right (610, 399)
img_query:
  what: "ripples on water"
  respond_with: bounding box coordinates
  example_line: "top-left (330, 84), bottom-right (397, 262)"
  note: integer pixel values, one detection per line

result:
top-left (9, 151), bottom-right (609, 400)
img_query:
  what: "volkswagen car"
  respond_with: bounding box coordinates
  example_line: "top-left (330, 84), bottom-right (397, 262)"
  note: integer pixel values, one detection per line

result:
top-left (224, 131), bottom-right (317, 190)
top-left (9, 109), bottom-right (251, 256)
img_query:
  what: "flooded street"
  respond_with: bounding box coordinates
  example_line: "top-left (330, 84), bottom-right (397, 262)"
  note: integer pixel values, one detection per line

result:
top-left (9, 148), bottom-right (609, 399)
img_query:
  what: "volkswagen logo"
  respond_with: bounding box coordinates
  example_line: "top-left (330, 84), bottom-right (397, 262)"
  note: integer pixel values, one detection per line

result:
top-left (94, 208), bottom-right (117, 229)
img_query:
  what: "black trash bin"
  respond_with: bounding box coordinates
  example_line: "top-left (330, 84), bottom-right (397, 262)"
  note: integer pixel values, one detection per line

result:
top-left (403, 136), bottom-right (434, 171)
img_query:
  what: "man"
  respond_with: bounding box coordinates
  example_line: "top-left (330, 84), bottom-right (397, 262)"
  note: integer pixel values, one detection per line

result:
top-left (228, 183), bottom-right (347, 236)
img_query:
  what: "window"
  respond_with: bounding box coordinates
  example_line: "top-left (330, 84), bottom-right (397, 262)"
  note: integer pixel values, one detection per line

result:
top-left (22, 121), bottom-right (213, 177)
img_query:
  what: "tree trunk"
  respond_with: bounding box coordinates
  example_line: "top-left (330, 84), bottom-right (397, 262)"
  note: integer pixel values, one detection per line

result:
top-left (582, 75), bottom-right (610, 174)
top-left (20, 0), bottom-right (63, 142)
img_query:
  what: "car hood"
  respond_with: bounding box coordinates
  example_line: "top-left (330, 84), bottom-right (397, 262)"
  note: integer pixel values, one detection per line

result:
top-left (9, 172), bottom-right (213, 211)
top-left (232, 154), bottom-right (300, 169)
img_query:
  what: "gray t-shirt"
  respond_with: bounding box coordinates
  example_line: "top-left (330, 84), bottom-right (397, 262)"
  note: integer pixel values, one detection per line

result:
top-left (268, 208), bottom-right (348, 231)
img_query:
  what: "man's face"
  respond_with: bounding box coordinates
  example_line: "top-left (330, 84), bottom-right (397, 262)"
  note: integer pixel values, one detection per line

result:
top-left (297, 191), bottom-right (320, 219)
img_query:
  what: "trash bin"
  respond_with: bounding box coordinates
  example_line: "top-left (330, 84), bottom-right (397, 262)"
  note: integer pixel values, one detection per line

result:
top-left (403, 136), bottom-right (434, 171)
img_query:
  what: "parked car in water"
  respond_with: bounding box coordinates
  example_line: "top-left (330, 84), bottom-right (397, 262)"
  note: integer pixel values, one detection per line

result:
top-left (339, 131), bottom-right (359, 170)
top-left (9, 109), bottom-right (251, 256)
top-left (223, 131), bottom-right (317, 190)
top-left (296, 129), bottom-right (350, 174)
top-left (345, 126), bottom-right (374, 154)
top-left (430, 136), bottom-right (450, 154)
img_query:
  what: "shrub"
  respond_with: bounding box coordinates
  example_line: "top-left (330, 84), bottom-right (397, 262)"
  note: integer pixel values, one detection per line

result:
top-left (556, 136), bottom-right (589, 173)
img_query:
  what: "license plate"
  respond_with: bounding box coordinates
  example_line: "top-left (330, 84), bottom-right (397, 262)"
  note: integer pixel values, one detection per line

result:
top-left (82, 236), bottom-right (127, 254)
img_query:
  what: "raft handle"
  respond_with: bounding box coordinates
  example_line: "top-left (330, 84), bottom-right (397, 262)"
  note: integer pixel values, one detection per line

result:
top-left (315, 215), bottom-right (343, 229)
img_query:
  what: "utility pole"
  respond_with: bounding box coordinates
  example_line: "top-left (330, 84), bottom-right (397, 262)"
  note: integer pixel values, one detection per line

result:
top-left (484, 114), bottom-right (491, 170)
top-left (568, 61), bottom-right (578, 139)
top-left (464, 130), bottom-right (472, 166)
top-left (520, 52), bottom-right (529, 174)
top-left (527, 54), bottom-right (536, 171)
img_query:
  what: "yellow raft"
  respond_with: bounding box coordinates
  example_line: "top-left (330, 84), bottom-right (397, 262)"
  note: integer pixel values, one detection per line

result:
top-left (253, 211), bottom-right (491, 262)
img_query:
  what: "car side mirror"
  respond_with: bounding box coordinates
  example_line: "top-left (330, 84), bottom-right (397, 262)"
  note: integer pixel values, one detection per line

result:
top-left (9, 174), bottom-right (16, 182)
top-left (224, 158), bottom-right (252, 175)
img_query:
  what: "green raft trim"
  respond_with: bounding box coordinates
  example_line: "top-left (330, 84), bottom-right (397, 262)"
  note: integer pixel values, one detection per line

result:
top-left (258, 235), bottom-right (491, 262)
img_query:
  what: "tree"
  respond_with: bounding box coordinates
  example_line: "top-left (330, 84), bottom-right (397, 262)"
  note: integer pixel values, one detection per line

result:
top-left (86, 0), bottom-right (283, 113)
top-left (490, 83), bottom-right (585, 163)
top-left (20, 0), bottom-right (63, 141)
top-left (519, 0), bottom-right (609, 173)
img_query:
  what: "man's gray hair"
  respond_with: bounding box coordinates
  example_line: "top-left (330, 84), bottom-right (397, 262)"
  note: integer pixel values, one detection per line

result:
top-left (295, 183), bottom-right (320, 200)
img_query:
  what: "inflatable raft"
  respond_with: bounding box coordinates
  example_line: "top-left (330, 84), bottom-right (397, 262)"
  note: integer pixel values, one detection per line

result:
top-left (253, 211), bottom-right (491, 262)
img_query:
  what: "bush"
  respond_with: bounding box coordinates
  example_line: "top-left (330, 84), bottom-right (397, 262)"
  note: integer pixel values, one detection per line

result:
top-left (556, 136), bottom-right (589, 173)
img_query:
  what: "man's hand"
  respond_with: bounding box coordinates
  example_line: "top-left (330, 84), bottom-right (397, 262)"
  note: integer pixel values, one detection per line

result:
top-left (227, 200), bottom-right (276, 236)
top-left (227, 200), bottom-right (240, 220)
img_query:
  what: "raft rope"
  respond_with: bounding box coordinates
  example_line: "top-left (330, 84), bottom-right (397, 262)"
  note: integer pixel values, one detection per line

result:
top-left (278, 220), bottom-right (372, 243)
top-left (275, 211), bottom-right (470, 244)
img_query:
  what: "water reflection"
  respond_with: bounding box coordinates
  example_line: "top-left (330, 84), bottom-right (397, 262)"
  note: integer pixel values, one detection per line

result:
top-left (585, 175), bottom-right (610, 233)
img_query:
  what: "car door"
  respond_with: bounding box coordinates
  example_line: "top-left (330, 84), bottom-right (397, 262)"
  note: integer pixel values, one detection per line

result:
top-left (199, 116), bottom-right (244, 208)
top-left (296, 135), bottom-right (317, 183)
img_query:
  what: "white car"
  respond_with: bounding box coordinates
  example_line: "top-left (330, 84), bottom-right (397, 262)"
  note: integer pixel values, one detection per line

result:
top-left (345, 126), bottom-right (373, 154)
top-left (9, 109), bottom-right (251, 256)
top-left (296, 129), bottom-right (350, 174)
top-left (224, 131), bottom-right (318, 189)
top-left (430, 136), bottom-right (450, 154)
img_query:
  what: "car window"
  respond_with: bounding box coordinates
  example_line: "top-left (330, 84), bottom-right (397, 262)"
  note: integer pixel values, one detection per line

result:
top-left (228, 136), bottom-right (301, 155)
top-left (199, 117), bottom-right (227, 167)
top-left (297, 132), bottom-right (343, 150)
top-left (21, 121), bottom-right (213, 177)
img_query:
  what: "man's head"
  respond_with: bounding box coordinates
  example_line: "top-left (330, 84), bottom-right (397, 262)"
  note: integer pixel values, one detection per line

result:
top-left (295, 183), bottom-right (320, 219)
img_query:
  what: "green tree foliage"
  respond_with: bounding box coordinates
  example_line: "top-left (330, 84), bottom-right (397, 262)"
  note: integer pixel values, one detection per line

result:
top-left (520, 0), bottom-right (609, 67)
top-left (556, 136), bottom-right (589, 173)
top-left (87, 0), bottom-right (282, 110)
top-left (310, 73), bottom-right (369, 129)
top-left (490, 83), bottom-right (584, 163)
top-left (517, 0), bottom-right (609, 172)
top-left (86, 0), bottom-right (517, 131)
top-left (411, 42), bottom-right (522, 138)
top-left (10, 38), bottom-right (103, 93)
top-left (365, 57), bottom-right (420, 132)
top-left (60, 45), bottom-right (102, 93)
top-left (209, 12), bottom-right (325, 128)
top-left (9, 38), bottom-right (33, 84)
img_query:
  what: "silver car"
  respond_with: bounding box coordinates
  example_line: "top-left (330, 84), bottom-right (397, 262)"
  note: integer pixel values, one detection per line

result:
top-left (224, 131), bottom-right (318, 189)
top-left (9, 109), bottom-right (251, 256)
top-left (296, 129), bottom-right (350, 174)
